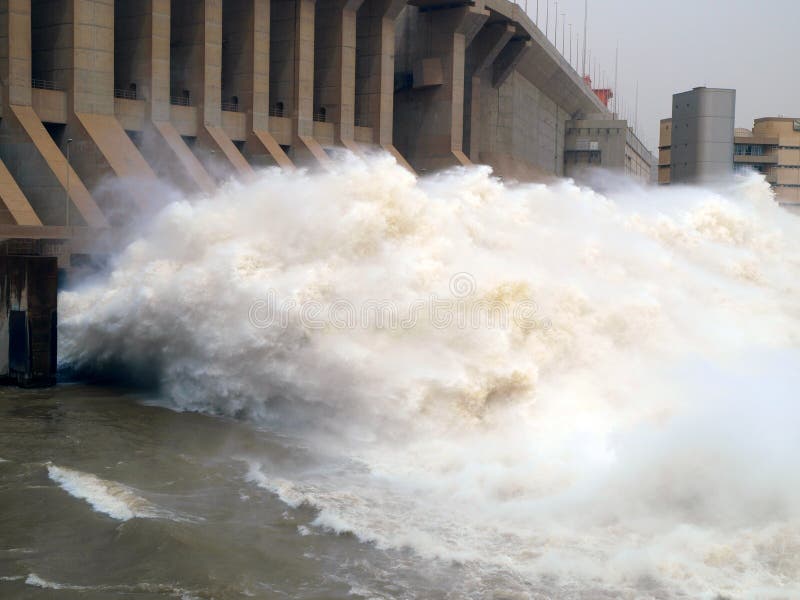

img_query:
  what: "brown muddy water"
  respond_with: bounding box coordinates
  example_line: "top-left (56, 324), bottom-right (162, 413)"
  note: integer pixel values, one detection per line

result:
top-left (0, 384), bottom-right (473, 600)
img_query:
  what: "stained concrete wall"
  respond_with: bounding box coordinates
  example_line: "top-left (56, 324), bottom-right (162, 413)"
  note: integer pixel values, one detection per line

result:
top-left (393, 4), bottom-right (486, 171)
top-left (354, 0), bottom-right (403, 156)
top-left (313, 0), bottom-right (362, 149)
top-left (0, 0), bottom-right (83, 226)
top-left (0, 0), bottom-right (640, 242)
top-left (113, 0), bottom-right (217, 194)
top-left (473, 69), bottom-right (563, 179)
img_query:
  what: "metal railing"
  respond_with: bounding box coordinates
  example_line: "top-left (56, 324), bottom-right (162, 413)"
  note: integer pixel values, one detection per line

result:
top-left (114, 88), bottom-right (138, 100)
top-left (221, 101), bottom-right (240, 112)
top-left (170, 95), bottom-right (192, 107)
top-left (31, 78), bottom-right (60, 91)
top-left (353, 115), bottom-right (370, 128)
top-left (269, 106), bottom-right (285, 117)
top-left (312, 111), bottom-right (327, 123)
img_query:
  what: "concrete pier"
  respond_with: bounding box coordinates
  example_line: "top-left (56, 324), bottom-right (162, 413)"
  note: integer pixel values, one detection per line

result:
top-left (394, 3), bottom-right (488, 171)
top-left (0, 244), bottom-right (57, 387)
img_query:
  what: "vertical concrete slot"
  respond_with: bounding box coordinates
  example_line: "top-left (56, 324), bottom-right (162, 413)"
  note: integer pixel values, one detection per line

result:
top-left (222, 0), bottom-right (249, 115)
top-left (114, 0), bottom-right (148, 144)
top-left (354, 2), bottom-right (370, 134)
top-left (114, 0), bottom-right (161, 180)
top-left (31, 0), bottom-right (69, 91)
top-left (313, 0), bottom-right (336, 147)
top-left (170, 0), bottom-right (201, 153)
top-left (222, 0), bottom-right (269, 165)
top-left (270, 0), bottom-right (295, 155)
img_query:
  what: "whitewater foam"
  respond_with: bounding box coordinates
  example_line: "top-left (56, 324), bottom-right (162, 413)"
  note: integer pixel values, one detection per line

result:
top-left (47, 464), bottom-right (165, 521)
top-left (59, 154), bottom-right (800, 597)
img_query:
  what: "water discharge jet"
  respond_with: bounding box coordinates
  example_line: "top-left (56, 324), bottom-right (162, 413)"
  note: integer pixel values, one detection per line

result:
top-left (56, 153), bottom-right (800, 598)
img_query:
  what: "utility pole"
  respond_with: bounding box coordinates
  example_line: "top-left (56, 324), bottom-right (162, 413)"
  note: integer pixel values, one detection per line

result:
top-left (546, 0), bottom-right (550, 39)
top-left (587, 49), bottom-right (591, 84)
top-left (569, 23), bottom-right (572, 66)
top-left (554, 2), bottom-right (558, 47)
top-left (582, 0), bottom-right (588, 77)
top-left (613, 42), bottom-right (619, 116)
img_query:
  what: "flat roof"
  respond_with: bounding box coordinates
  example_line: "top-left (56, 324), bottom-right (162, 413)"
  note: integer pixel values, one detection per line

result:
top-left (754, 117), bottom-right (799, 124)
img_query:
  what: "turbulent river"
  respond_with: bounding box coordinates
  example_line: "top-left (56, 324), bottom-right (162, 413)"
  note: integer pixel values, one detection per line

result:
top-left (2, 155), bottom-right (800, 599)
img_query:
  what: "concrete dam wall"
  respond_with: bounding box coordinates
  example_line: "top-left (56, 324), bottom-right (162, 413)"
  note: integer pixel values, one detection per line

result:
top-left (0, 0), bottom-right (608, 235)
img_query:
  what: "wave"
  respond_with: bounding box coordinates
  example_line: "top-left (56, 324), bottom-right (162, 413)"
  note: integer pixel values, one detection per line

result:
top-left (21, 573), bottom-right (201, 598)
top-left (47, 464), bottom-right (168, 521)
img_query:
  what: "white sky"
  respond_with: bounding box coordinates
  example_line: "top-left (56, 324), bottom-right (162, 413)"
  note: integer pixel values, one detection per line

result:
top-left (517, 0), bottom-right (800, 153)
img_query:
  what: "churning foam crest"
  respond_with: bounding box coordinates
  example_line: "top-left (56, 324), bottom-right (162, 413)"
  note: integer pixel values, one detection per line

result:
top-left (59, 154), bottom-right (800, 596)
top-left (47, 464), bottom-right (164, 521)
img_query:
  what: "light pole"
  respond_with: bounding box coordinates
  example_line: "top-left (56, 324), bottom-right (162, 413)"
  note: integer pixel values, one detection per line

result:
top-left (546, 1), bottom-right (550, 39)
top-left (65, 138), bottom-right (72, 227)
top-left (554, 2), bottom-right (558, 47)
top-left (569, 23), bottom-right (572, 66)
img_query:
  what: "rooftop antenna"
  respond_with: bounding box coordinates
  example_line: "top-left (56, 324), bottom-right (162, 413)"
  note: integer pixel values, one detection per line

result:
top-left (634, 80), bottom-right (639, 132)
top-left (536, 0), bottom-right (539, 25)
top-left (561, 14), bottom-right (565, 56)
top-left (582, 0), bottom-right (588, 77)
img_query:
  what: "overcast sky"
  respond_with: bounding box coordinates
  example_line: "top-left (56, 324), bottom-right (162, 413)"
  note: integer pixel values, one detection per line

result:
top-left (520, 0), bottom-right (800, 153)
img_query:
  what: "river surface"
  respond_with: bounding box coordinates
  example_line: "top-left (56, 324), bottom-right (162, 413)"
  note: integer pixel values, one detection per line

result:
top-left (1, 384), bottom-right (481, 600)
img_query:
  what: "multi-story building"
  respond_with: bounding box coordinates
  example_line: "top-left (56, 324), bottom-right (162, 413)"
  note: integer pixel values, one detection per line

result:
top-left (564, 118), bottom-right (654, 185)
top-left (658, 118), bottom-right (672, 184)
top-left (661, 107), bottom-right (800, 209)
top-left (669, 87), bottom-right (736, 184)
top-left (734, 118), bottom-right (800, 207)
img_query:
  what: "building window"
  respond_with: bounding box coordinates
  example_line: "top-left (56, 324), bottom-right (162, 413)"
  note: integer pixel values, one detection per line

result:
top-left (734, 144), bottom-right (765, 156)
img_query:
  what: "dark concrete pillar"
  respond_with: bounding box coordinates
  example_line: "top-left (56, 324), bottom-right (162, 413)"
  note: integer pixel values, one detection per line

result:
top-left (0, 249), bottom-right (57, 387)
top-left (393, 4), bottom-right (488, 172)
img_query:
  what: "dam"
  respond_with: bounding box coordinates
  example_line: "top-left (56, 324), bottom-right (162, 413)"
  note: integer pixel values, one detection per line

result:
top-left (0, 0), bottom-right (651, 384)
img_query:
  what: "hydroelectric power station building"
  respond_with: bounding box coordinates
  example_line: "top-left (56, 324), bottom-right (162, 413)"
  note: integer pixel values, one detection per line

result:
top-left (0, 0), bottom-right (652, 384)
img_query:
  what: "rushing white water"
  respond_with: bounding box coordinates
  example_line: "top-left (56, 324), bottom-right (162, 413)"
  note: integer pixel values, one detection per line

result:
top-left (59, 154), bottom-right (800, 598)
top-left (47, 464), bottom-right (164, 521)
